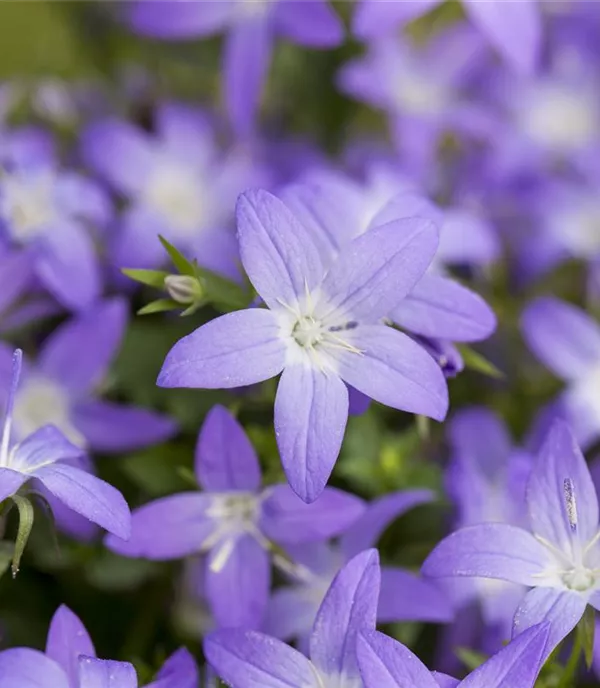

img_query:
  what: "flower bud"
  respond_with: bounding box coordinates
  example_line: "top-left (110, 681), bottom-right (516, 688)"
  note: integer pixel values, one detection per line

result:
top-left (164, 274), bottom-right (202, 305)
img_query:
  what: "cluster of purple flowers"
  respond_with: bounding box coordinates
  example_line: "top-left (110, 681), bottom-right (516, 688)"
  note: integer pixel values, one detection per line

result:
top-left (1, 0), bottom-right (600, 686)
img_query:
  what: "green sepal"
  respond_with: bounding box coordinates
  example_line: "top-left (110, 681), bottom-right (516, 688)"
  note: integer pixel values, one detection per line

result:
top-left (193, 263), bottom-right (252, 312)
top-left (456, 647), bottom-right (487, 671)
top-left (579, 605), bottom-right (595, 668)
top-left (121, 268), bottom-right (170, 289)
top-left (9, 494), bottom-right (34, 578)
top-left (137, 299), bottom-right (180, 316)
top-left (158, 235), bottom-right (196, 276)
top-left (0, 541), bottom-right (14, 580)
top-left (457, 344), bottom-right (505, 379)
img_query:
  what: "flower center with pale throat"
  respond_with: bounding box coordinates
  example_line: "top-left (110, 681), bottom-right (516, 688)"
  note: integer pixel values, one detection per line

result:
top-left (0, 171), bottom-right (57, 242)
top-left (293, 315), bottom-right (325, 349)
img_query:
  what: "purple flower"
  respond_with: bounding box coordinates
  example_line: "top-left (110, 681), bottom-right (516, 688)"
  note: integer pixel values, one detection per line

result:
top-left (521, 297), bottom-right (600, 450)
top-left (125, 1), bottom-right (343, 137)
top-left (281, 168), bottom-right (497, 344)
top-left (265, 490), bottom-right (452, 647)
top-left (82, 104), bottom-right (261, 281)
top-left (0, 127), bottom-right (110, 311)
top-left (338, 27), bottom-right (491, 174)
top-left (106, 404), bottom-right (365, 629)
top-left (423, 420), bottom-right (600, 660)
top-left (205, 548), bottom-right (380, 688)
top-left (0, 349), bottom-right (130, 540)
top-left (357, 622), bottom-right (549, 688)
top-left (158, 188), bottom-right (448, 502)
top-left (0, 298), bottom-right (176, 453)
top-left (0, 604), bottom-right (198, 687)
top-left (353, 0), bottom-right (542, 74)
top-left (0, 248), bottom-right (33, 318)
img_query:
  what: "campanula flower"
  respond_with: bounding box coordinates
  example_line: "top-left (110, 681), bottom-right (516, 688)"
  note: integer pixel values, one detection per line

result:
top-left (522, 297), bottom-right (600, 450)
top-left (0, 604), bottom-right (198, 688)
top-left (125, 1), bottom-right (343, 137)
top-left (0, 298), bottom-right (176, 453)
top-left (265, 489), bottom-right (452, 648)
top-left (357, 622), bottom-right (549, 688)
top-left (353, 0), bottom-right (542, 75)
top-left (106, 404), bottom-right (365, 629)
top-left (82, 103), bottom-right (261, 281)
top-left (205, 548), bottom-right (380, 688)
top-left (423, 420), bottom-right (600, 659)
top-left (158, 188), bottom-right (448, 502)
top-left (0, 349), bottom-right (130, 540)
top-left (0, 127), bottom-right (110, 311)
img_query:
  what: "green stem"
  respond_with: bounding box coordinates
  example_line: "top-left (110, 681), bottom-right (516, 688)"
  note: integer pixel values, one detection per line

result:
top-left (556, 631), bottom-right (583, 688)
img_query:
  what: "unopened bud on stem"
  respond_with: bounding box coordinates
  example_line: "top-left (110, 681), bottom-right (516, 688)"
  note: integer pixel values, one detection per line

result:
top-left (164, 274), bottom-right (202, 305)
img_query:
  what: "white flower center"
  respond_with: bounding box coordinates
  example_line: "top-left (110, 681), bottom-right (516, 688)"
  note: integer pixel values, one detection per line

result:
top-left (0, 171), bottom-right (57, 242)
top-left (394, 71), bottom-right (449, 116)
top-left (293, 315), bottom-right (326, 349)
top-left (236, 0), bottom-right (272, 20)
top-left (562, 565), bottom-right (596, 592)
top-left (12, 377), bottom-right (85, 447)
top-left (517, 82), bottom-right (598, 151)
top-left (550, 198), bottom-right (600, 257)
top-left (143, 161), bottom-right (205, 235)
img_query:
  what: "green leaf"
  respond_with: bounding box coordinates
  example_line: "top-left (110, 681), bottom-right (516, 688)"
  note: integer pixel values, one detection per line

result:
top-left (0, 541), bottom-right (14, 580)
top-left (9, 495), bottom-right (34, 578)
top-left (579, 605), bottom-right (595, 668)
top-left (137, 299), bottom-right (180, 316)
top-left (158, 235), bottom-right (196, 276)
top-left (121, 268), bottom-right (170, 289)
top-left (457, 344), bottom-right (504, 379)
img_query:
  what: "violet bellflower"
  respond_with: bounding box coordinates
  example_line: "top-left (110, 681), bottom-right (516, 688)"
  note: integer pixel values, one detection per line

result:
top-left (337, 27), bottom-right (491, 175)
top-left (0, 349), bottom-right (130, 540)
top-left (439, 408), bottom-right (532, 665)
top-left (0, 298), bottom-right (176, 453)
top-left (0, 126), bottom-right (110, 311)
top-left (82, 103), bottom-right (262, 281)
top-left (0, 247), bottom-right (33, 319)
top-left (521, 296), bottom-right (600, 450)
top-left (158, 188), bottom-right (448, 503)
top-left (0, 604), bottom-right (198, 688)
top-left (265, 489), bottom-right (453, 648)
top-left (423, 420), bottom-right (600, 660)
top-left (125, 0), bottom-right (343, 138)
top-left (356, 622), bottom-right (550, 688)
top-left (205, 548), bottom-right (380, 688)
top-left (352, 0), bottom-right (542, 75)
top-left (106, 404), bottom-right (365, 629)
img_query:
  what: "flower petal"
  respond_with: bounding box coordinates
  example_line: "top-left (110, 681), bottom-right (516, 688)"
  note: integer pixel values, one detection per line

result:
top-left (0, 467), bottom-right (29, 503)
top-left (39, 298), bottom-right (127, 396)
top-left (158, 309), bottom-right (286, 389)
top-left (378, 568), bottom-right (454, 623)
top-left (46, 605), bottom-right (95, 688)
top-left (81, 120), bottom-right (155, 195)
top-left (12, 425), bottom-right (83, 471)
top-left (111, 205), bottom-right (169, 272)
top-left (78, 656), bottom-right (137, 688)
top-left (36, 221), bottom-right (101, 312)
top-left (0, 250), bottom-right (34, 315)
top-left (105, 494), bottom-right (214, 559)
top-left (146, 647), bottom-right (198, 688)
top-left (356, 629), bottom-right (438, 688)
top-left (195, 404), bottom-right (261, 492)
top-left (527, 419), bottom-right (599, 550)
top-left (264, 586), bottom-right (318, 641)
top-left (204, 629), bottom-right (318, 688)
top-left (461, 621), bottom-right (549, 688)
top-left (521, 297), bottom-right (600, 381)
top-left (33, 463), bottom-right (130, 539)
top-left (72, 401), bottom-right (176, 453)
top-left (260, 485), bottom-right (365, 544)
top-left (421, 524), bottom-right (551, 586)
top-left (463, 0), bottom-right (541, 74)
top-left (273, 0), bottom-right (343, 47)
top-left (392, 275), bottom-right (496, 342)
top-left (353, 0), bottom-right (440, 39)
top-left (224, 17), bottom-right (272, 139)
top-left (310, 549), bottom-right (380, 680)
top-left (236, 189), bottom-right (325, 309)
top-left (0, 648), bottom-right (69, 688)
top-left (332, 325), bottom-right (448, 421)
top-left (513, 588), bottom-right (584, 661)
top-left (317, 218), bottom-right (439, 323)
top-left (274, 363), bottom-right (348, 503)
top-left (340, 489), bottom-right (433, 559)
top-left (126, 0), bottom-right (233, 38)
top-left (205, 533), bottom-right (270, 629)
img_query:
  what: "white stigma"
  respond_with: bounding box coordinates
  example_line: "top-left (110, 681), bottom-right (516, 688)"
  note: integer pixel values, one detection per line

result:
top-left (12, 377), bottom-right (85, 448)
top-left (564, 478), bottom-right (577, 533)
top-left (0, 171), bottom-right (57, 242)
